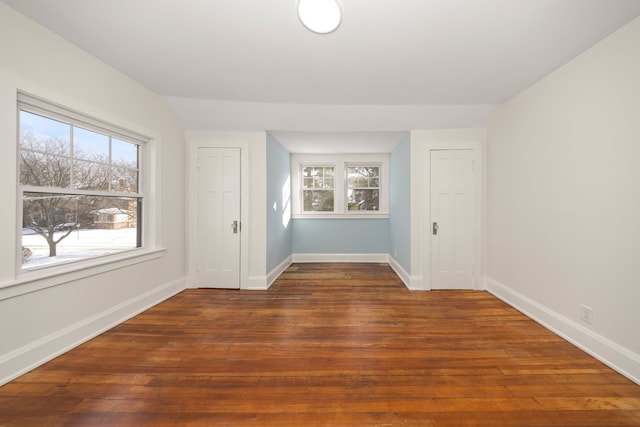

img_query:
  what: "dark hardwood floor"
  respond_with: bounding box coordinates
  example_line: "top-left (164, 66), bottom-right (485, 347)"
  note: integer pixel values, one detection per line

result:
top-left (1, 263), bottom-right (639, 426)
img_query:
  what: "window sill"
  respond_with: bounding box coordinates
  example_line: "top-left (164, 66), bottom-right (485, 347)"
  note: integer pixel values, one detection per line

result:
top-left (292, 213), bottom-right (389, 220)
top-left (0, 247), bottom-right (165, 301)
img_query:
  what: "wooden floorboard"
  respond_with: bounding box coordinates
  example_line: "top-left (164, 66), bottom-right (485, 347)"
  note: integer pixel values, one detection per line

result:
top-left (1, 263), bottom-right (639, 426)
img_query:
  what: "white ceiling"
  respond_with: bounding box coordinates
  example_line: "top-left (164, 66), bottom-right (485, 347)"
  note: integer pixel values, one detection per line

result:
top-left (4, 0), bottom-right (640, 152)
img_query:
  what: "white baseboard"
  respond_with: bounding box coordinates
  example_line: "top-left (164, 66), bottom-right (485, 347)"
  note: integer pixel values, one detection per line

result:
top-left (0, 277), bottom-right (186, 386)
top-left (408, 275), bottom-right (424, 291)
top-left (485, 276), bottom-right (640, 385)
top-left (266, 255), bottom-right (293, 288)
top-left (292, 253), bottom-right (390, 263)
top-left (246, 276), bottom-right (268, 290)
top-left (388, 256), bottom-right (411, 289)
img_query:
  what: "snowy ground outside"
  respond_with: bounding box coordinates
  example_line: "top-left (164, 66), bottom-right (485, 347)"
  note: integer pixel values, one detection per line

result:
top-left (22, 227), bottom-right (137, 269)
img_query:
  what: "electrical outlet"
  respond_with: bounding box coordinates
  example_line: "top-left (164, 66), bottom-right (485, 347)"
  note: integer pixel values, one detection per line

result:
top-left (579, 304), bottom-right (593, 325)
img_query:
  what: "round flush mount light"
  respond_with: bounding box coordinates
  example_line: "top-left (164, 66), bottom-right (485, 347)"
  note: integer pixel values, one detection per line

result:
top-left (298, 0), bottom-right (342, 34)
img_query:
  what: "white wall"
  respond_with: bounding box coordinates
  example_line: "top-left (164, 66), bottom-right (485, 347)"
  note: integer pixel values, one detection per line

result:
top-left (0, 3), bottom-right (187, 384)
top-left (486, 17), bottom-right (640, 383)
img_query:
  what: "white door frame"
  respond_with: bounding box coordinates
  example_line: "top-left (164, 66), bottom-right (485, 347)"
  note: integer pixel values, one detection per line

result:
top-left (187, 133), bottom-right (250, 289)
top-left (419, 140), bottom-right (482, 291)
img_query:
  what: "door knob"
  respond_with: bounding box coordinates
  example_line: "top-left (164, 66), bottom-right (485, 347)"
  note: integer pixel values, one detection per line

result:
top-left (432, 222), bottom-right (439, 235)
top-left (231, 220), bottom-right (239, 234)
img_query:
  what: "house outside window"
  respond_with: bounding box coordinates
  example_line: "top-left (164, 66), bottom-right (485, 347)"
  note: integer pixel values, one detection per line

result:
top-left (18, 93), bottom-right (146, 271)
top-left (292, 154), bottom-right (389, 219)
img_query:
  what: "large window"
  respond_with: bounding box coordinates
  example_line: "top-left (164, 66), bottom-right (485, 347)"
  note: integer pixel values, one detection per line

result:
top-left (292, 154), bottom-right (389, 218)
top-left (18, 94), bottom-right (146, 270)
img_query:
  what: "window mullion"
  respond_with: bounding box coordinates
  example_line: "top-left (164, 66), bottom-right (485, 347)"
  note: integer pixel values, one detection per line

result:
top-left (334, 162), bottom-right (345, 213)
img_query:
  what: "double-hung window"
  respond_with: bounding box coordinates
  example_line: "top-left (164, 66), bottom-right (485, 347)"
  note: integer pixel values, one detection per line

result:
top-left (18, 94), bottom-right (147, 271)
top-left (346, 164), bottom-right (380, 211)
top-left (302, 165), bottom-right (335, 212)
top-left (292, 154), bottom-right (389, 218)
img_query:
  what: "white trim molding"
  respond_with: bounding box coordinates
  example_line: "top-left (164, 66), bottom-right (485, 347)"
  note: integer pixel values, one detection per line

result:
top-left (292, 253), bottom-right (389, 263)
top-left (485, 276), bottom-right (640, 385)
top-left (247, 276), bottom-right (269, 290)
top-left (291, 153), bottom-right (390, 218)
top-left (186, 131), bottom-right (267, 291)
top-left (388, 256), bottom-right (412, 289)
top-left (267, 255), bottom-right (293, 289)
top-left (410, 130), bottom-right (485, 292)
top-left (0, 277), bottom-right (186, 386)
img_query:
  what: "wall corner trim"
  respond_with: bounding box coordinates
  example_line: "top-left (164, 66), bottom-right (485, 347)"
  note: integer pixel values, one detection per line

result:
top-left (485, 277), bottom-right (640, 385)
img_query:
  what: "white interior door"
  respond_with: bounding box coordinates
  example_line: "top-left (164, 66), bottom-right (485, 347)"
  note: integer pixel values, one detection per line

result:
top-left (430, 149), bottom-right (474, 290)
top-left (197, 147), bottom-right (240, 289)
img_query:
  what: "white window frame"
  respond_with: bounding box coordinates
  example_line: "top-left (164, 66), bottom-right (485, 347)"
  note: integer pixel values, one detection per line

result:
top-left (291, 154), bottom-right (389, 219)
top-left (15, 92), bottom-right (157, 277)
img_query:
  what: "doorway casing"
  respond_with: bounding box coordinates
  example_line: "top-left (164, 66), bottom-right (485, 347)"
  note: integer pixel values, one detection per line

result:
top-left (187, 131), bottom-right (267, 290)
top-left (410, 129), bottom-right (485, 291)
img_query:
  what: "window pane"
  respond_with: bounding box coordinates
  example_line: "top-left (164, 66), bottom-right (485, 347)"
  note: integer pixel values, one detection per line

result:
top-left (347, 165), bottom-right (380, 211)
top-left (22, 193), bottom-right (140, 269)
top-left (19, 111), bottom-right (70, 156)
top-left (20, 111), bottom-right (72, 188)
top-left (301, 165), bottom-right (335, 212)
top-left (347, 166), bottom-right (379, 187)
top-left (20, 152), bottom-right (71, 188)
top-left (73, 159), bottom-right (110, 191)
top-left (303, 177), bottom-right (313, 189)
top-left (323, 177), bottom-right (334, 188)
top-left (112, 167), bottom-right (139, 193)
top-left (302, 167), bottom-right (334, 188)
top-left (73, 127), bottom-right (109, 161)
top-left (112, 138), bottom-right (138, 165)
top-left (348, 189), bottom-right (379, 211)
top-left (303, 190), bottom-right (334, 212)
top-left (303, 167), bottom-right (313, 178)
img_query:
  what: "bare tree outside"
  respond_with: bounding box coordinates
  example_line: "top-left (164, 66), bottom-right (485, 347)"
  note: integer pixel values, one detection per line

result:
top-left (19, 110), bottom-right (140, 265)
top-left (21, 130), bottom-right (99, 257)
top-left (347, 166), bottom-right (380, 211)
top-left (302, 166), bottom-right (335, 212)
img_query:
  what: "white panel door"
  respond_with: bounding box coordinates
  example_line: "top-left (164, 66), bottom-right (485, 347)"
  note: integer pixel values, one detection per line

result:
top-left (197, 147), bottom-right (241, 289)
top-left (430, 149), bottom-right (474, 290)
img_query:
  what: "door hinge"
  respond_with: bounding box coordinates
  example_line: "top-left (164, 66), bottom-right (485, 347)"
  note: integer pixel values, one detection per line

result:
top-left (471, 159), bottom-right (475, 171)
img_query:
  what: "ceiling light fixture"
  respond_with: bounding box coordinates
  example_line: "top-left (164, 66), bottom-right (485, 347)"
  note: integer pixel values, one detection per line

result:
top-left (298, 0), bottom-right (342, 34)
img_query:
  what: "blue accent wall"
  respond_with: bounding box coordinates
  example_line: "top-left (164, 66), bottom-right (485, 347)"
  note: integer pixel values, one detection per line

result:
top-left (292, 219), bottom-right (390, 254)
top-left (266, 133), bottom-right (293, 272)
top-left (389, 133), bottom-right (411, 271)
